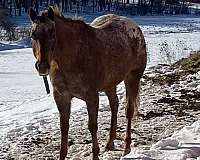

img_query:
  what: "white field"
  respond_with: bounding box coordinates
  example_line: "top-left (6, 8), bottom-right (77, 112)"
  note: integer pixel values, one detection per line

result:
top-left (1, 15), bottom-right (200, 159)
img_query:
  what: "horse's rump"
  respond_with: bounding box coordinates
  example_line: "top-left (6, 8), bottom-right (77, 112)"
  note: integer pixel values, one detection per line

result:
top-left (89, 14), bottom-right (147, 89)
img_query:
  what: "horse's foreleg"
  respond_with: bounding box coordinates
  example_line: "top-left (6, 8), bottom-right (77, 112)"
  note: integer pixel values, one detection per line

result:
top-left (54, 90), bottom-right (72, 160)
top-left (86, 92), bottom-right (100, 160)
top-left (105, 87), bottom-right (119, 151)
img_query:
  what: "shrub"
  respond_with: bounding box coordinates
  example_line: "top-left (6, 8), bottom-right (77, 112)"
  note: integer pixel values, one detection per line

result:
top-left (0, 9), bottom-right (15, 40)
top-left (159, 40), bottom-right (174, 64)
top-left (159, 40), bottom-right (188, 65)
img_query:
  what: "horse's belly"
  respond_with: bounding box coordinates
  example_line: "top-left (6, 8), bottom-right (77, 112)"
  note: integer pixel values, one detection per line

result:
top-left (51, 70), bottom-right (87, 100)
top-left (98, 64), bottom-right (129, 91)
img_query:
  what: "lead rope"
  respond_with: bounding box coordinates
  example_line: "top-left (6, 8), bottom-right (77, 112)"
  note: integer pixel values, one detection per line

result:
top-left (43, 76), bottom-right (50, 94)
top-left (43, 24), bottom-right (57, 94)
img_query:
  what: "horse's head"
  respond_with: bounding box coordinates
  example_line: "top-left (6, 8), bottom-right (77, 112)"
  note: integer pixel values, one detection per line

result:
top-left (29, 7), bottom-right (56, 76)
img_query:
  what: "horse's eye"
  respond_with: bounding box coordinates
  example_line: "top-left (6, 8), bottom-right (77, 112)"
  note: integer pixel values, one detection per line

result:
top-left (42, 28), bottom-right (46, 33)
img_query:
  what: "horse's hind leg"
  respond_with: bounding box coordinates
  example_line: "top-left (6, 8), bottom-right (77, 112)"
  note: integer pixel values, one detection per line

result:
top-left (105, 87), bottom-right (119, 151)
top-left (124, 70), bottom-right (141, 156)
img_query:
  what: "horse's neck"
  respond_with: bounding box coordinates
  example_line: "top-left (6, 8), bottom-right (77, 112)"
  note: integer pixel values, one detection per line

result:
top-left (55, 17), bottom-right (86, 35)
top-left (53, 17), bottom-right (88, 66)
top-left (54, 17), bottom-right (87, 47)
top-left (55, 17), bottom-right (74, 41)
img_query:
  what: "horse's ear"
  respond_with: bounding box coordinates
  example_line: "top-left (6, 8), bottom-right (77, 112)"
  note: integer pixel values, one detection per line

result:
top-left (48, 6), bottom-right (54, 21)
top-left (28, 8), bottom-right (37, 22)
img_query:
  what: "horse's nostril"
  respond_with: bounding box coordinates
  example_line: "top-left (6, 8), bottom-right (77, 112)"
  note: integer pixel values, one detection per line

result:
top-left (35, 62), bottom-right (50, 76)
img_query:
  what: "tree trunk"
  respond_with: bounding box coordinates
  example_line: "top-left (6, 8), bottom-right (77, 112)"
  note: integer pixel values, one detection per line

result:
top-left (35, 0), bottom-right (39, 13)
top-left (93, 0), bottom-right (95, 12)
top-left (9, 0), bottom-right (13, 15)
top-left (3, 0), bottom-right (6, 8)
top-left (65, 0), bottom-right (68, 12)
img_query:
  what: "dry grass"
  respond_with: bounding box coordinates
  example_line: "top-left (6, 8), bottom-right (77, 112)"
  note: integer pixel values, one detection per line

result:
top-left (173, 50), bottom-right (200, 73)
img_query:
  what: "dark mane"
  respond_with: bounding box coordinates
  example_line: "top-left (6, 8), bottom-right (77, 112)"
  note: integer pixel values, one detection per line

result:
top-left (49, 6), bottom-right (86, 25)
top-left (55, 14), bottom-right (86, 25)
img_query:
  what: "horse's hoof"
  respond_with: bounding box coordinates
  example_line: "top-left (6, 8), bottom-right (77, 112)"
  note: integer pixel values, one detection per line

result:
top-left (93, 156), bottom-right (99, 160)
top-left (123, 148), bottom-right (131, 156)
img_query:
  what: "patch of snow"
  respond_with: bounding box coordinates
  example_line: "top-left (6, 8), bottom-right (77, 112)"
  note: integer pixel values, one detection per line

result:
top-left (121, 121), bottom-right (200, 160)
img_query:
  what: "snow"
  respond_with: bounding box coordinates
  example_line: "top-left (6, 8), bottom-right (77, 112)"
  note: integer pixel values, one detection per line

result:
top-left (122, 120), bottom-right (200, 160)
top-left (1, 15), bottom-right (200, 159)
top-left (0, 48), bottom-right (86, 139)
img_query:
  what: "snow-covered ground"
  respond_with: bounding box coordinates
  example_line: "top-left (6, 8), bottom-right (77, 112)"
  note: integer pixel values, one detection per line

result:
top-left (122, 120), bottom-right (200, 160)
top-left (1, 15), bottom-right (200, 159)
top-left (0, 48), bottom-right (88, 136)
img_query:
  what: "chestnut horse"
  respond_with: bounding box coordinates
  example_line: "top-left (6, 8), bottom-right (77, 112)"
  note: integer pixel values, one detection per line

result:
top-left (29, 7), bottom-right (147, 160)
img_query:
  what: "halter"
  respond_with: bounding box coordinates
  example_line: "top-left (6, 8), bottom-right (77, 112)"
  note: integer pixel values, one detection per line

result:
top-left (42, 22), bottom-right (57, 95)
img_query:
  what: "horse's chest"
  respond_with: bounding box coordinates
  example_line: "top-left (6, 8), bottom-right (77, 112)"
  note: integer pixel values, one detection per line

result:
top-left (66, 76), bottom-right (87, 98)
top-left (51, 72), bottom-right (87, 99)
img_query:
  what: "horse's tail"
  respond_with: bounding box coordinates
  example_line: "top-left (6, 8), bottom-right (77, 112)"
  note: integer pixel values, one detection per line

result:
top-left (133, 25), bottom-right (147, 71)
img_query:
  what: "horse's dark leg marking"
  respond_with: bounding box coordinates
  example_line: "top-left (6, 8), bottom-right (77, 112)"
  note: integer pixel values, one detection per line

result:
top-left (105, 87), bottom-right (119, 151)
top-left (124, 70), bottom-right (141, 156)
top-left (86, 91), bottom-right (100, 160)
top-left (53, 90), bottom-right (72, 160)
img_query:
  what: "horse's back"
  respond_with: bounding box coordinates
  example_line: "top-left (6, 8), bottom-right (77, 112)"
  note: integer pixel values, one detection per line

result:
top-left (90, 14), bottom-right (139, 38)
top-left (91, 14), bottom-right (146, 68)
top-left (90, 14), bottom-right (145, 54)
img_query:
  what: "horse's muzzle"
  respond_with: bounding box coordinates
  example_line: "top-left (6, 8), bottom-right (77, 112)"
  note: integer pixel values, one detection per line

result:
top-left (35, 61), bottom-right (50, 76)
